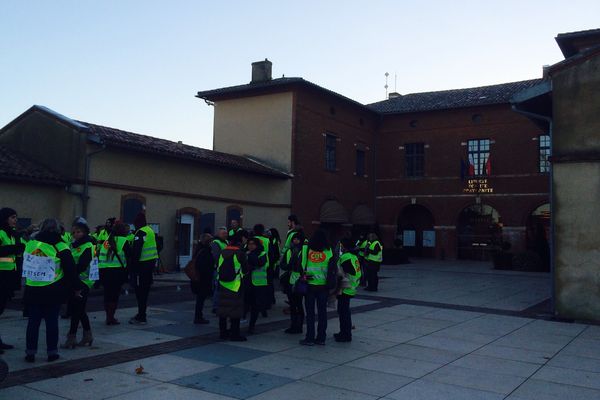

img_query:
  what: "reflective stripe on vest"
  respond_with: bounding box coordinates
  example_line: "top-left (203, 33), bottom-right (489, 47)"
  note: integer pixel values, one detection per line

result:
top-left (356, 240), bottom-right (368, 258)
top-left (218, 253), bottom-right (242, 292)
top-left (302, 246), bottom-right (333, 286)
top-left (98, 236), bottom-right (128, 268)
top-left (137, 226), bottom-right (158, 261)
top-left (24, 240), bottom-right (66, 287)
top-left (0, 230), bottom-right (17, 271)
top-left (339, 252), bottom-right (362, 296)
top-left (366, 241), bottom-right (383, 262)
top-left (61, 232), bottom-right (72, 244)
top-left (251, 251), bottom-right (268, 287)
top-left (71, 241), bottom-right (96, 288)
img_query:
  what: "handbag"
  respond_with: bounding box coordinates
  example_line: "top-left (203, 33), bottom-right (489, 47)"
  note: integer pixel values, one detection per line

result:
top-left (184, 257), bottom-right (199, 281)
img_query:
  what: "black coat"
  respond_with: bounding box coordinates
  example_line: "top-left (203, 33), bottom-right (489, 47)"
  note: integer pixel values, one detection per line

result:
top-left (191, 243), bottom-right (214, 297)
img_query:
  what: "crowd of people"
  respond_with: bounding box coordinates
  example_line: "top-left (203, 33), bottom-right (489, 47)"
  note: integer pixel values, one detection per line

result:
top-left (191, 214), bottom-right (384, 344)
top-left (0, 207), bottom-right (383, 363)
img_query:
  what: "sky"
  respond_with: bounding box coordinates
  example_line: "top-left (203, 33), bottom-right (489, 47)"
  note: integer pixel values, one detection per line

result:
top-left (1, 0), bottom-right (598, 150)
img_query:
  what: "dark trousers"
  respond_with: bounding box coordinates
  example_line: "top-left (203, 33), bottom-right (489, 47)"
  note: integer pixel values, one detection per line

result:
top-left (0, 290), bottom-right (9, 345)
top-left (102, 281), bottom-right (122, 303)
top-left (366, 262), bottom-right (380, 290)
top-left (288, 292), bottom-right (304, 330)
top-left (194, 294), bottom-right (206, 320)
top-left (68, 287), bottom-right (91, 334)
top-left (359, 259), bottom-right (367, 286)
top-left (26, 303), bottom-right (61, 356)
top-left (304, 287), bottom-right (328, 342)
top-left (131, 268), bottom-right (153, 319)
top-left (219, 317), bottom-right (241, 337)
top-left (337, 294), bottom-right (352, 338)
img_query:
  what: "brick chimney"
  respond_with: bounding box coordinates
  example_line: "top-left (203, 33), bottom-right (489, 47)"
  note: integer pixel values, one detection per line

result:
top-left (251, 59), bottom-right (272, 83)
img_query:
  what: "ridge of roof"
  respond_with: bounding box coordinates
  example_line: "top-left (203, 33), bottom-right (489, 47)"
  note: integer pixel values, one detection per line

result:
top-left (0, 145), bottom-right (66, 185)
top-left (367, 79), bottom-right (543, 114)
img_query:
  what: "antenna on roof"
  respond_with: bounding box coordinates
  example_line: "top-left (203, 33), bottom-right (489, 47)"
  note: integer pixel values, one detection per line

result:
top-left (394, 72), bottom-right (397, 93)
top-left (384, 72), bottom-right (389, 99)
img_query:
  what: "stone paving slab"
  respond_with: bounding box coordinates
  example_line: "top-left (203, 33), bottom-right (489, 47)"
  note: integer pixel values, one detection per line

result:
top-left (379, 343), bottom-right (464, 364)
top-left (507, 379), bottom-right (600, 399)
top-left (171, 366), bottom-right (293, 399)
top-left (106, 354), bottom-right (220, 382)
top-left (107, 383), bottom-right (237, 400)
top-left (385, 379), bottom-right (504, 400)
top-left (246, 380), bottom-right (378, 400)
top-left (234, 353), bottom-right (335, 380)
top-left (347, 353), bottom-right (442, 378)
top-left (303, 365), bottom-right (413, 397)
top-left (0, 385), bottom-right (66, 400)
top-left (426, 365), bottom-right (526, 395)
top-left (170, 343), bottom-right (269, 366)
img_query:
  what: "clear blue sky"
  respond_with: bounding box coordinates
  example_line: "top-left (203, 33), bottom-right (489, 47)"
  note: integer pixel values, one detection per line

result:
top-left (1, 0), bottom-right (598, 149)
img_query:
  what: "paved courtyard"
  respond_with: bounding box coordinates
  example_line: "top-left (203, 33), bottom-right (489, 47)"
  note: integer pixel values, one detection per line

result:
top-left (3, 261), bottom-right (600, 400)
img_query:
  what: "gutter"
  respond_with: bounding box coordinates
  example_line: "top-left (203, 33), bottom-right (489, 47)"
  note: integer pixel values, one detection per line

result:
top-left (82, 133), bottom-right (106, 218)
top-left (511, 103), bottom-right (555, 316)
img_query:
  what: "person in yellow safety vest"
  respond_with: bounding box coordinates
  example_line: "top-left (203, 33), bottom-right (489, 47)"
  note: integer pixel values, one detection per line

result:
top-left (245, 237), bottom-right (270, 334)
top-left (252, 224), bottom-right (273, 315)
top-left (215, 231), bottom-right (249, 341)
top-left (334, 237), bottom-right (362, 342)
top-left (60, 224), bottom-right (72, 245)
top-left (281, 214), bottom-right (300, 257)
top-left (129, 213), bottom-right (158, 325)
top-left (0, 207), bottom-right (25, 353)
top-left (279, 230), bottom-right (305, 334)
top-left (95, 218), bottom-right (115, 254)
top-left (355, 233), bottom-right (368, 287)
top-left (228, 219), bottom-right (242, 240)
top-left (364, 233), bottom-right (383, 292)
top-left (210, 227), bottom-right (229, 314)
top-left (61, 218), bottom-right (96, 349)
top-left (22, 218), bottom-right (76, 363)
top-left (98, 221), bottom-right (131, 326)
top-left (299, 229), bottom-right (334, 346)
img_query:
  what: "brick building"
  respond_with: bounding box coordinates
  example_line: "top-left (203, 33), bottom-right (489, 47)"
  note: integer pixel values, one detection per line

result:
top-left (198, 60), bottom-right (550, 261)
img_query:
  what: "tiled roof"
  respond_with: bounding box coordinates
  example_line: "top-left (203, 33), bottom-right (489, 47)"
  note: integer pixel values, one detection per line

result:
top-left (77, 120), bottom-right (291, 178)
top-left (0, 145), bottom-right (65, 185)
top-left (368, 79), bottom-right (543, 114)
top-left (197, 77), bottom-right (377, 113)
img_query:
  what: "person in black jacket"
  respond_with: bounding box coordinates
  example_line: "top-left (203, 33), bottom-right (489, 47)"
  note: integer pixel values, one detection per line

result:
top-left (245, 237), bottom-right (270, 334)
top-left (0, 207), bottom-right (24, 353)
top-left (191, 234), bottom-right (214, 324)
top-left (23, 218), bottom-right (76, 363)
top-left (280, 230), bottom-right (305, 334)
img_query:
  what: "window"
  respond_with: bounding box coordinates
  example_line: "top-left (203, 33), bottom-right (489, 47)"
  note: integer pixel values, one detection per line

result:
top-left (355, 149), bottom-right (365, 176)
top-left (121, 194), bottom-right (145, 225)
top-left (467, 139), bottom-right (491, 176)
top-left (405, 143), bottom-right (425, 177)
top-left (325, 134), bottom-right (337, 171)
top-left (539, 134), bottom-right (550, 173)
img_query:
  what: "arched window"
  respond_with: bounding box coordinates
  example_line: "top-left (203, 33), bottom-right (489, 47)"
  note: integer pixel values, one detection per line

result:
top-left (121, 194), bottom-right (146, 225)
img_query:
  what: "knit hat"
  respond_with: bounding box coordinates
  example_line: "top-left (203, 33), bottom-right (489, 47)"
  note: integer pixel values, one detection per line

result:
top-left (0, 208), bottom-right (17, 228)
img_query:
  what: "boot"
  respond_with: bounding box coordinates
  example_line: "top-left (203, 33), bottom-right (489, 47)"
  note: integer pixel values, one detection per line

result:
top-left (78, 330), bottom-right (93, 347)
top-left (60, 334), bottom-right (77, 349)
top-left (106, 303), bottom-right (120, 325)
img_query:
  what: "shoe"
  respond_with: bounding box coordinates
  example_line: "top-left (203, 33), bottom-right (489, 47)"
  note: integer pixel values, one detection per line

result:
top-left (193, 318), bottom-right (210, 324)
top-left (299, 339), bottom-right (314, 346)
top-left (60, 314), bottom-right (71, 320)
top-left (47, 354), bottom-right (60, 362)
top-left (314, 339), bottom-right (326, 345)
top-left (247, 327), bottom-right (255, 335)
top-left (106, 319), bottom-right (120, 325)
top-left (60, 334), bottom-right (77, 349)
top-left (261, 311), bottom-right (268, 318)
top-left (78, 330), bottom-right (94, 347)
top-left (129, 316), bottom-right (147, 325)
top-left (229, 335), bottom-right (247, 342)
top-left (25, 355), bottom-right (35, 363)
top-left (0, 343), bottom-right (14, 350)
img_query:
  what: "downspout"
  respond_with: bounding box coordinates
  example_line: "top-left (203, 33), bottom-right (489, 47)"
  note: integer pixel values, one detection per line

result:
top-left (511, 104), bottom-right (555, 316)
top-left (82, 134), bottom-right (106, 218)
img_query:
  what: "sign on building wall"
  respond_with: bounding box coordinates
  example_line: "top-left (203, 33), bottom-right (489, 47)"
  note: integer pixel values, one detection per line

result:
top-left (463, 179), bottom-right (494, 194)
top-left (423, 230), bottom-right (436, 247)
top-left (403, 230), bottom-right (416, 247)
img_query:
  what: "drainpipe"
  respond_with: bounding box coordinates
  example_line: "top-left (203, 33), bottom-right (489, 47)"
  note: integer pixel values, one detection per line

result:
top-left (511, 104), bottom-right (555, 316)
top-left (82, 134), bottom-right (106, 219)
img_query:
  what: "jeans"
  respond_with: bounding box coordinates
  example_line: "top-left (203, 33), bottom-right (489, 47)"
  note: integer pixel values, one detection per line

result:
top-left (366, 262), bottom-right (380, 290)
top-left (304, 286), bottom-right (328, 342)
top-left (26, 303), bottom-right (61, 356)
top-left (337, 294), bottom-right (352, 338)
top-left (130, 268), bottom-right (153, 319)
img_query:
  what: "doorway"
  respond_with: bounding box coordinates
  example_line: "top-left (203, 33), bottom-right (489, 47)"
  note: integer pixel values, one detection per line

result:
top-left (178, 213), bottom-right (194, 267)
top-left (397, 204), bottom-right (435, 257)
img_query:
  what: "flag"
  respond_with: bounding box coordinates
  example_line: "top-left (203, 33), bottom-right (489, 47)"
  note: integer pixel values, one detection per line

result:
top-left (485, 156), bottom-right (491, 175)
top-left (460, 159), bottom-right (467, 180)
top-left (468, 156), bottom-right (475, 176)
